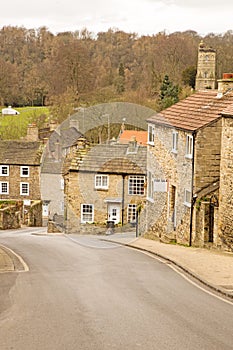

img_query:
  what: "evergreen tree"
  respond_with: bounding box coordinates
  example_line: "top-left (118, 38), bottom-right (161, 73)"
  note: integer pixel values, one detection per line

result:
top-left (159, 75), bottom-right (179, 110)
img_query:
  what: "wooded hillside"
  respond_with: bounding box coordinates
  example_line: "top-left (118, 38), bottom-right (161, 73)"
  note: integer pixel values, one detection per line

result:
top-left (1, 26), bottom-right (233, 113)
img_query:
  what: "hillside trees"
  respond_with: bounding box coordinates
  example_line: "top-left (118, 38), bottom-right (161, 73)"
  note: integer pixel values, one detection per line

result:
top-left (0, 26), bottom-right (233, 115)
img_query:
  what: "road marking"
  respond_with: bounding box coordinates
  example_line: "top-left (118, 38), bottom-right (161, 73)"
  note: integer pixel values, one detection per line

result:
top-left (134, 250), bottom-right (233, 306)
top-left (0, 244), bottom-right (29, 272)
top-left (64, 234), bottom-right (122, 249)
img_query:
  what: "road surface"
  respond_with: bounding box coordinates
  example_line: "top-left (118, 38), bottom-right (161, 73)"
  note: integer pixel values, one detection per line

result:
top-left (0, 228), bottom-right (232, 350)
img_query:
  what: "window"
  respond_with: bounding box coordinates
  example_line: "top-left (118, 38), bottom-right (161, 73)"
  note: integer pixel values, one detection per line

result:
top-left (60, 178), bottom-right (64, 190)
top-left (0, 182), bottom-right (9, 194)
top-left (20, 182), bottom-right (29, 196)
top-left (127, 204), bottom-right (137, 223)
top-left (148, 124), bottom-right (155, 145)
top-left (95, 175), bottom-right (108, 190)
top-left (172, 131), bottom-right (178, 153)
top-left (185, 135), bottom-right (193, 158)
top-left (81, 204), bottom-right (94, 223)
top-left (184, 189), bottom-right (191, 207)
top-left (20, 166), bottom-right (29, 177)
top-left (128, 176), bottom-right (145, 195)
top-left (0, 165), bottom-right (9, 176)
top-left (147, 171), bottom-right (154, 200)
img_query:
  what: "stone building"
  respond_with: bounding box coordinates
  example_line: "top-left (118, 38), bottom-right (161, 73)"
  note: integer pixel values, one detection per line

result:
top-left (195, 41), bottom-right (216, 91)
top-left (63, 140), bottom-right (147, 234)
top-left (144, 84), bottom-right (233, 251)
top-left (0, 140), bottom-right (43, 227)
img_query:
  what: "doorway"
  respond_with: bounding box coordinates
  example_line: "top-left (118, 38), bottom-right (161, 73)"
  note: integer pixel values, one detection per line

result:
top-left (108, 203), bottom-right (121, 224)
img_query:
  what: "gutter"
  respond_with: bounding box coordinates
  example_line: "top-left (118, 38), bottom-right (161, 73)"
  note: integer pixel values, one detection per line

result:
top-left (189, 130), bottom-right (197, 247)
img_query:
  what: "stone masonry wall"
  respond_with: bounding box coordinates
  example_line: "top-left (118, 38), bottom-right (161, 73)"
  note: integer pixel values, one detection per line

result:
top-left (144, 125), bottom-right (192, 243)
top-left (218, 117), bottom-right (233, 251)
top-left (194, 119), bottom-right (221, 193)
top-left (0, 165), bottom-right (41, 200)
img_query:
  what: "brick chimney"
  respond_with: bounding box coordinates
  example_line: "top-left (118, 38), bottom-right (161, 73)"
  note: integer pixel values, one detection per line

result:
top-left (217, 73), bottom-right (233, 94)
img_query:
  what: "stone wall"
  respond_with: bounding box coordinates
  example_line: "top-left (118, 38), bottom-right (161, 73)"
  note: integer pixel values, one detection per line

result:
top-left (218, 117), bottom-right (233, 251)
top-left (0, 165), bottom-right (41, 200)
top-left (144, 125), bottom-right (193, 243)
top-left (194, 119), bottom-right (221, 193)
top-left (0, 202), bottom-right (23, 229)
top-left (27, 201), bottom-right (42, 226)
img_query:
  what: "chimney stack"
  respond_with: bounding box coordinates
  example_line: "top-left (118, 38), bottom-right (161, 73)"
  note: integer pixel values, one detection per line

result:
top-left (217, 73), bottom-right (233, 94)
top-left (26, 123), bottom-right (39, 141)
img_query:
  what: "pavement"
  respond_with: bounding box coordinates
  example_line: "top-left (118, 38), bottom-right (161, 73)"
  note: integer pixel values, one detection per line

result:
top-left (103, 232), bottom-right (233, 299)
top-left (0, 244), bottom-right (26, 273)
top-left (1, 230), bottom-right (233, 299)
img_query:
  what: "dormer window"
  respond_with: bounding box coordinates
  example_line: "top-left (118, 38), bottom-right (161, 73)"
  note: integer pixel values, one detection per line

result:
top-left (127, 140), bottom-right (138, 154)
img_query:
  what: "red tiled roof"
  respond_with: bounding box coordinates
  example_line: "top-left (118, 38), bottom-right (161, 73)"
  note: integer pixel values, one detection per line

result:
top-left (119, 130), bottom-right (148, 146)
top-left (221, 104), bottom-right (233, 116)
top-left (147, 90), bottom-right (233, 131)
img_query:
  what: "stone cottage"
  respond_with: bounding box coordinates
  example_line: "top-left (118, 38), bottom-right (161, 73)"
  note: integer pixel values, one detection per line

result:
top-left (0, 140), bottom-right (43, 227)
top-left (144, 82), bottom-right (233, 251)
top-left (63, 139), bottom-right (147, 234)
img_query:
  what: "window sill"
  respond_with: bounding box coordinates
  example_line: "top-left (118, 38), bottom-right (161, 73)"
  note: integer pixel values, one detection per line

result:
top-left (184, 202), bottom-right (191, 208)
top-left (185, 154), bottom-right (193, 160)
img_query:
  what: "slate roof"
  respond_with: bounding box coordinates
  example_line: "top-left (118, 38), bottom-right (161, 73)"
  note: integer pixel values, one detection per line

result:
top-left (147, 90), bottom-right (233, 131)
top-left (48, 127), bottom-right (82, 152)
top-left (0, 141), bottom-right (42, 165)
top-left (77, 143), bottom-right (147, 175)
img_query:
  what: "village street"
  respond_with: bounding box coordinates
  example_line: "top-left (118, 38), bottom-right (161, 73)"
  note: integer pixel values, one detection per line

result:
top-left (0, 228), bottom-right (232, 350)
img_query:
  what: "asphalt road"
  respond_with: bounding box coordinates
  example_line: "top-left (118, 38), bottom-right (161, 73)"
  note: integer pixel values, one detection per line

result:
top-left (0, 228), bottom-right (233, 350)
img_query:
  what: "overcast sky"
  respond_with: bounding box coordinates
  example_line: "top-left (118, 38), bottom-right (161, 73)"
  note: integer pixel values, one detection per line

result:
top-left (1, 0), bottom-right (232, 36)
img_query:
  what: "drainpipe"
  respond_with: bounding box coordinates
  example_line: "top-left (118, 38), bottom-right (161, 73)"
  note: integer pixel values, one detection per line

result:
top-left (189, 131), bottom-right (197, 246)
top-left (121, 175), bottom-right (125, 226)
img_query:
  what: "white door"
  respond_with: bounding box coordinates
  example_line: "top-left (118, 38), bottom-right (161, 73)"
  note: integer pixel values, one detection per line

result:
top-left (108, 204), bottom-right (121, 224)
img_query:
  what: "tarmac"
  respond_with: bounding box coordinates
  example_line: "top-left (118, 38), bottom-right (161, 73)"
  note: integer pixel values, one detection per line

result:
top-left (1, 230), bottom-right (233, 299)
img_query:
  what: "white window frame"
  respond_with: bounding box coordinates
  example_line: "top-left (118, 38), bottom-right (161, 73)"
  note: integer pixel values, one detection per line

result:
top-left (20, 182), bottom-right (29, 196)
top-left (148, 124), bottom-right (155, 145)
top-left (185, 134), bottom-right (193, 159)
top-left (0, 165), bottom-right (9, 176)
top-left (127, 204), bottom-right (137, 223)
top-left (0, 181), bottom-right (9, 194)
top-left (20, 166), bottom-right (29, 177)
top-left (172, 131), bottom-right (178, 153)
top-left (128, 175), bottom-right (145, 196)
top-left (81, 204), bottom-right (94, 223)
top-left (95, 174), bottom-right (109, 190)
top-left (184, 189), bottom-right (191, 207)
